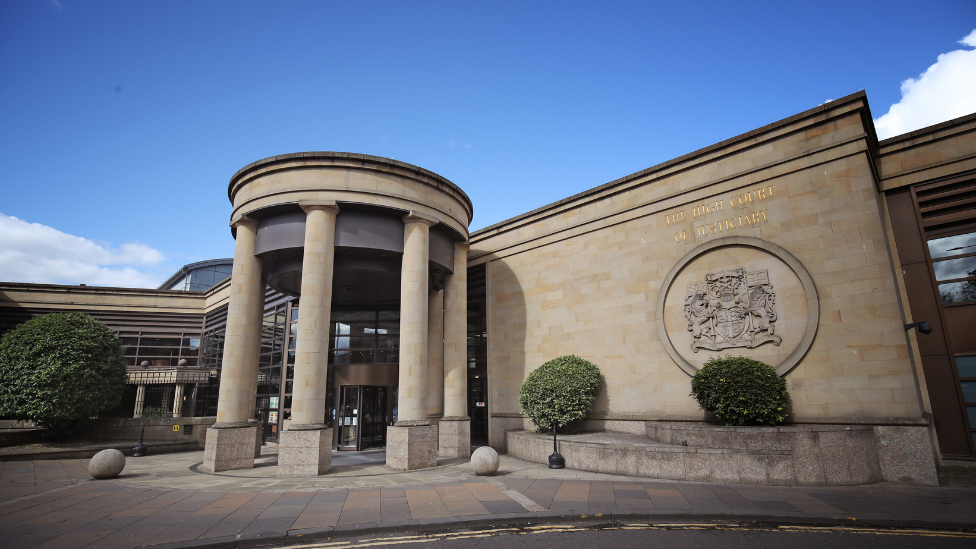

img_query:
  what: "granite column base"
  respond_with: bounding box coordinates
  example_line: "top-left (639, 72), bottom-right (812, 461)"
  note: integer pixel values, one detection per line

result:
top-left (278, 427), bottom-right (333, 476)
top-left (251, 419), bottom-right (263, 458)
top-left (387, 423), bottom-right (437, 470)
top-left (201, 424), bottom-right (258, 472)
top-left (438, 416), bottom-right (471, 458)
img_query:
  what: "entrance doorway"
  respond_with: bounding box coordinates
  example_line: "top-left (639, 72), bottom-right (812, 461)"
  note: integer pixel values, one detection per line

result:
top-left (335, 385), bottom-right (389, 451)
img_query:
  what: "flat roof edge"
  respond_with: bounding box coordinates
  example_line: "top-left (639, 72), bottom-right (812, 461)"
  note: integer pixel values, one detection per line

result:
top-left (471, 91), bottom-right (872, 237)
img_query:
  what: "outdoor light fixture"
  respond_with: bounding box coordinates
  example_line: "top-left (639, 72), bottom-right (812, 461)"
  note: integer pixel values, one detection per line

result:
top-left (904, 321), bottom-right (933, 335)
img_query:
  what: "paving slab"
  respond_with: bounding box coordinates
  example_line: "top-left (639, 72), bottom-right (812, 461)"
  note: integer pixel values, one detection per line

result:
top-left (1, 445), bottom-right (975, 549)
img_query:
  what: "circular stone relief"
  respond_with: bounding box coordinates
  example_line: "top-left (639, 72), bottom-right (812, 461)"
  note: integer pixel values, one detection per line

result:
top-left (656, 236), bottom-right (819, 377)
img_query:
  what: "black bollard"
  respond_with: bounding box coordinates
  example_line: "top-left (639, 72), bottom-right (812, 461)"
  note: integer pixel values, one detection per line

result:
top-left (548, 423), bottom-right (565, 469)
top-left (132, 425), bottom-right (147, 457)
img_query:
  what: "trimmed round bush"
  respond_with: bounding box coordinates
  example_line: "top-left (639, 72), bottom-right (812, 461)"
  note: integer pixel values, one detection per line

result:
top-left (689, 355), bottom-right (789, 426)
top-left (0, 313), bottom-right (126, 438)
top-left (518, 355), bottom-right (602, 431)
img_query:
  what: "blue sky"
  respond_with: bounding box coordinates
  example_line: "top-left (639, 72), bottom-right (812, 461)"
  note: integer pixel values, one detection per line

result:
top-left (1, 1), bottom-right (975, 287)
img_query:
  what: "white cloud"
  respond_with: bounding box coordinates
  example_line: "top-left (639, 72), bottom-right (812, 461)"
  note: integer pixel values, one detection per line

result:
top-left (0, 213), bottom-right (166, 288)
top-left (874, 29), bottom-right (976, 139)
top-left (46, 0), bottom-right (62, 11)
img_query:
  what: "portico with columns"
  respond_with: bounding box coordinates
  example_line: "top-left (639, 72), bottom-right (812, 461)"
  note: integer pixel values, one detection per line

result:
top-left (202, 152), bottom-right (473, 474)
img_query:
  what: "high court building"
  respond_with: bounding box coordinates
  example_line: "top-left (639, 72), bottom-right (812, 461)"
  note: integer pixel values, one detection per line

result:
top-left (2, 92), bottom-right (975, 484)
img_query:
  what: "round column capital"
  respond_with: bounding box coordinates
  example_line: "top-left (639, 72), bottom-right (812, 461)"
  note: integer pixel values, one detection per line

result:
top-left (229, 216), bottom-right (258, 230)
top-left (403, 210), bottom-right (439, 227)
top-left (299, 199), bottom-right (340, 214)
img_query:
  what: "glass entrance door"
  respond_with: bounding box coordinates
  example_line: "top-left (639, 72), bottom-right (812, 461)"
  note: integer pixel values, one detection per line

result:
top-left (336, 385), bottom-right (389, 450)
top-left (337, 386), bottom-right (360, 449)
top-left (360, 386), bottom-right (388, 450)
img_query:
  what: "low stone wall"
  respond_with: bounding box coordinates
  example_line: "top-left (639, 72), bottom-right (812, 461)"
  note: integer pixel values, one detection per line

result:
top-left (0, 428), bottom-right (44, 447)
top-left (507, 423), bottom-right (938, 486)
top-left (1, 441), bottom-right (198, 461)
top-left (83, 417), bottom-right (216, 450)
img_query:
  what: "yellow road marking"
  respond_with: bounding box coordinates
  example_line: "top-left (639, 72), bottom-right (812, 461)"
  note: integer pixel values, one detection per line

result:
top-left (284, 522), bottom-right (976, 548)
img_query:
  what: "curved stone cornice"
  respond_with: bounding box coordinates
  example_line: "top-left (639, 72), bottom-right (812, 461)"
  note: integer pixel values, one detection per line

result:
top-left (227, 152), bottom-right (472, 237)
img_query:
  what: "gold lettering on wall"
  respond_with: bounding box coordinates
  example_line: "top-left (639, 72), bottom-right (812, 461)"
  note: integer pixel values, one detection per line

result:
top-left (694, 209), bottom-right (768, 239)
top-left (730, 185), bottom-right (774, 207)
top-left (662, 184), bottom-right (776, 244)
top-left (665, 210), bottom-right (686, 225)
top-left (693, 200), bottom-right (724, 218)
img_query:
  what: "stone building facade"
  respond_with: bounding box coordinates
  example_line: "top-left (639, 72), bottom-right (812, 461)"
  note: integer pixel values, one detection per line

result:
top-left (2, 91), bottom-right (974, 483)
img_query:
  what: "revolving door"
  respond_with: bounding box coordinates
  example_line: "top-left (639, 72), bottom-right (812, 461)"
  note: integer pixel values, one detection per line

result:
top-left (335, 385), bottom-right (390, 451)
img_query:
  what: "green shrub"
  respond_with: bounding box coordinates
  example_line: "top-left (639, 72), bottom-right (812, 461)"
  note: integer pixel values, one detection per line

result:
top-left (141, 406), bottom-right (169, 418)
top-left (0, 313), bottom-right (127, 438)
top-left (689, 355), bottom-right (789, 426)
top-left (518, 355), bottom-right (602, 431)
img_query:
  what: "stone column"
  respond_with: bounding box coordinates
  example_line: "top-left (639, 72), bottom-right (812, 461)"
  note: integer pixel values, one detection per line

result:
top-left (427, 288), bottom-right (444, 423)
top-left (387, 212), bottom-right (439, 470)
top-left (172, 384), bottom-right (185, 418)
top-left (133, 384), bottom-right (146, 419)
top-left (278, 201), bottom-right (338, 476)
top-left (440, 241), bottom-right (470, 458)
top-left (202, 217), bottom-right (263, 473)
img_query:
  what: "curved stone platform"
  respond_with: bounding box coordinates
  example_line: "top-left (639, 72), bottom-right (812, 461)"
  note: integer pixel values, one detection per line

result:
top-left (507, 425), bottom-right (938, 486)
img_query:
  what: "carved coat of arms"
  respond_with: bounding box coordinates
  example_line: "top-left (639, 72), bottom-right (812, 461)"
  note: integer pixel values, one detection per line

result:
top-left (684, 268), bottom-right (782, 352)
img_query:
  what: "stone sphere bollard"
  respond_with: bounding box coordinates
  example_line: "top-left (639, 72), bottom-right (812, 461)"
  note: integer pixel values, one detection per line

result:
top-left (471, 446), bottom-right (499, 475)
top-left (88, 449), bottom-right (126, 479)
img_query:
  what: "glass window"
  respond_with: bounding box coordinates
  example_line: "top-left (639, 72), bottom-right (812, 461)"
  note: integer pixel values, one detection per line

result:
top-left (377, 320), bottom-right (400, 334)
top-left (933, 256), bottom-right (976, 281)
top-left (962, 381), bottom-right (976, 403)
top-left (350, 350), bottom-right (374, 364)
top-left (928, 231), bottom-right (976, 259)
top-left (333, 311), bottom-right (375, 323)
top-left (376, 335), bottom-right (399, 350)
top-left (938, 281), bottom-right (976, 305)
top-left (191, 268), bottom-right (217, 287)
top-left (140, 337), bottom-right (180, 347)
top-left (138, 347), bottom-right (178, 357)
top-left (959, 356), bottom-right (976, 378)
top-left (332, 321), bottom-right (376, 336)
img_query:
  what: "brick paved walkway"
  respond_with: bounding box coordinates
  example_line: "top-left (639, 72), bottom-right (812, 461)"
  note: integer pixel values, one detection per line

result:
top-left (1, 447), bottom-right (975, 549)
